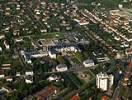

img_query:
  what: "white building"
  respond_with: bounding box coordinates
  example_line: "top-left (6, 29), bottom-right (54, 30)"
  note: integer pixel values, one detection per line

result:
top-left (96, 72), bottom-right (114, 91)
top-left (0, 87), bottom-right (9, 93)
top-left (97, 57), bottom-right (110, 63)
top-left (4, 41), bottom-right (10, 50)
top-left (56, 64), bottom-right (68, 72)
top-left (21, 51), bottom-right (32, 64)
top-left (48, 51), bottom-right (57, 59)
top-left (6, 77), bottom-right (13, 82)
top-left (0, 74), bottom-right (4, 79)
top-left (30, 50), bottom-right (48, 58)
top-left (47, 75), bottom-right (60, 82)
top-left (25, 78), bottom-right (33, 84)
top-left (83, 59), bottom-right (94, 67)
top-left (16, 72), bottom-right (21, 77)
top-left (0, 70), bottom-right (5, 78)
top-left (0, 35), bottom-right (5, 39)
top-left (109, 75), bottom-right (114, 88)
top-left (25, 71), bottom-right (34, 76)
top-left (25, 76), bottom-right (33, 84)
top-left (0, 47), bottom-right (2, 52)
top-left (56, 46), bottom-right (80, 53)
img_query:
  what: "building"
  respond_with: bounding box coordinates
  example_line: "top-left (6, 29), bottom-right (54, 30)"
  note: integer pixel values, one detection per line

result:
top-left (25, 71), bottom-right (34, 84)
top-left (96, 72), bottom-right (114, 91)
top-left (97, 57), bottom-right (110, 63)
top-left (109, 74), bottom-right (114, 88)
top-left (47, 74), bottom-right (60, 82)
top-left (101, 96), bottom-right (108, 100)
top-left (0, 87), bottom-right (10, 93)
top-left (71, 94), bottom-right (80, 100)
top-left (34, 86), bottom-right (58, 100)
top-left (25, 76), bottom-right (33, 84)
top-left (55, 45), bottom-right (80, 53)
top-left (0, 47), bottom-right (2, 52)
top-left (5, 76), bottom-right (13, 82)
top-left (74, 18), bottom-right (89, 26)
top-left (48, 50), bottom-right (57, 59)
top-left (83, 59), bottom-right (94, 67)
top-left (25, 71), bottom-right (34, 76)
top-left (16, 72), bottom-right (21, 77)
top-left (48, 44), bottom-right (80, 59)
top-left (0, 70), bottom-right (5, 79)
top-left (2, 64), bottom-right (11, 70)
top-left (21, 50), bottom-right (32, 64)
top-left (56, 64), bottom-right (68, 72)
top-left (4, 41), bottom-right (10, 50)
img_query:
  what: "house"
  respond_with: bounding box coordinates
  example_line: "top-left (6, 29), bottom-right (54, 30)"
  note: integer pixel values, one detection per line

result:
top-left (0, 47), bottom-right (2, 52)
top-left (71, 94), bottom-right (80, 100)
top-left (0, 87), bottom-right (10, 93)
top-left (21, 50), bottom-right (32, 64)
top-left (16, 72), bottom-right (21, 77)
top-left (25, 71), bottom-right (34, 76)
top-left (83, 59), bottom-right (94, 67)
top-left (2, 64), bottom-right (11, 70)
top-left (47, 74), bottom-right (60, 82)
top-left (40, 29), bottom-right (47, 33)
top-left (4, 41), bottom-right (10, 50)
top-left (56, 64), bottom-right (68, 72)
top-left (0, 69), bottom-right (5, 78)
top-left (15, 38), bottom-right (24, 43)
top-left (5, 76), bottom-right (13, 82)
top-left (25, 76), bottom-right (33, 84)
top-left (97, 57), bottom-right (110, 63)
top-left (48, 50), bottom-right (57, 59)
top-left (34, 86), bottom-right (58, 100)
top-left (0, 35), bottom-right (5, 39)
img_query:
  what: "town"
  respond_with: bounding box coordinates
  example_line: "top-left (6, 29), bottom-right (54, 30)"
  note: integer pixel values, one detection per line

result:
top-left (0, 0), bottom-right (132, 100)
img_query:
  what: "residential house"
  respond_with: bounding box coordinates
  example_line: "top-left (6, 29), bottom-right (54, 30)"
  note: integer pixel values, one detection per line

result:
top-left (83, 59), bottom-right (94, 67)
top-left (56, 64), bottom-right (68, 72)
top-left (34, 86), bottom-right (58, 100)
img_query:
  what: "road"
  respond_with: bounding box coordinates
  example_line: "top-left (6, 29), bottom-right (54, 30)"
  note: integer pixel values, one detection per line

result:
top-left (44, 59), bottom-right (110, 75)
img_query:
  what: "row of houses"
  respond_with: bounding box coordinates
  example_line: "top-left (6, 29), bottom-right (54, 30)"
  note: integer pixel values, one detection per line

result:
top-left (0, 67), bottom-right (34, 84)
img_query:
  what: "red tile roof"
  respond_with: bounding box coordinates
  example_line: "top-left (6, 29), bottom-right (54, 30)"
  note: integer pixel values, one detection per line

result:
top-left (71, 95), bottom-right (80, 100)
top-left (101, 96), bottom-right (108, 100)
top-left (35, 86), bottom-right (57, 100)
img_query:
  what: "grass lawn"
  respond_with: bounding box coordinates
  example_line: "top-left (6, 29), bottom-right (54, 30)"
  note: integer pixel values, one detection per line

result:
top-left (73, 52), bottom-right (85, 63)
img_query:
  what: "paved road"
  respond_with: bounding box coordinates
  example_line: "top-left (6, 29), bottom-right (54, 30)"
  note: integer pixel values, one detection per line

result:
top-left (44, 60), bottom-right (109, 75)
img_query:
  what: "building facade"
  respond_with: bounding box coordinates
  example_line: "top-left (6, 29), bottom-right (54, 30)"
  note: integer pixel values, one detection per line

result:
top-left (96, 72), bottom-right (114, 91)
